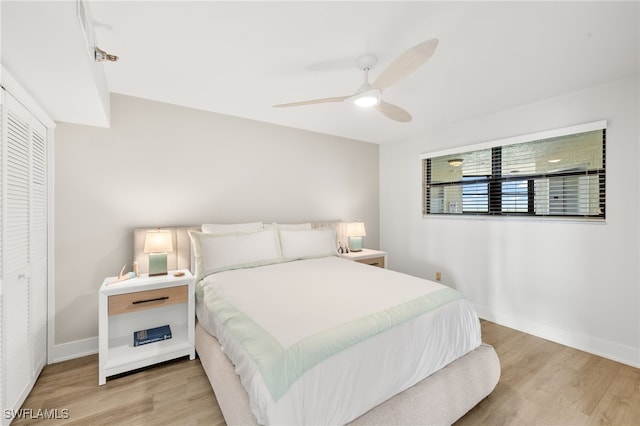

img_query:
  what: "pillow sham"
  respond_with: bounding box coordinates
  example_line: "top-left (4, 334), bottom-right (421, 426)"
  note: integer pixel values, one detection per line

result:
top-left (189, 228), bottom-right (282, 287)
top-left (279, 228), bottom-right (338, 261)
top-left (201, 222), bottom-right (263, 234)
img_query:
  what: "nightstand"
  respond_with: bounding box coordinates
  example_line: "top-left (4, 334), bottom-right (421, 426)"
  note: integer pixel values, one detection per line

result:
top-left (98, 269), bottom-right (195, 385)
top-left (340, 249), bottom-right (388, 268)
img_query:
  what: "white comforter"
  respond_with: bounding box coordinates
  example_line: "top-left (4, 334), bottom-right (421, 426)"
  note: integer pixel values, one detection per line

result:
top-left (196, 256), bottom-right (481, 425)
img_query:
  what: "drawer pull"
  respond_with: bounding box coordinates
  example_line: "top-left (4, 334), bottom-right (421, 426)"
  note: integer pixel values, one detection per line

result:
top-left (133, 296), bottom-right (169, 305)
top-left (370, 262), bottom-right (380, 266)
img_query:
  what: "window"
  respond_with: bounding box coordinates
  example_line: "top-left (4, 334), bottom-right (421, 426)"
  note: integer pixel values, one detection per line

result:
top-left (462, 176), bottom-right (488, 213)
top-left (501, 180), bottom-right (529, 213)
top-left (422, 121), bottom-right (606, 219)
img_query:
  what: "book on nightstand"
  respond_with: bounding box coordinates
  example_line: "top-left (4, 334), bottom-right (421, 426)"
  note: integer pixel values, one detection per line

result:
top-left (133, 325), bottom-right (172, 347)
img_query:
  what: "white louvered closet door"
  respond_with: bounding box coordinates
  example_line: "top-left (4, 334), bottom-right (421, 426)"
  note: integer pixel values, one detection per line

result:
top-left (30, 113), bottom-right (47, 378)
top-left (0, 85), bottom-right (3, 413)
top-left (1, 89), bottom-right (48, 417)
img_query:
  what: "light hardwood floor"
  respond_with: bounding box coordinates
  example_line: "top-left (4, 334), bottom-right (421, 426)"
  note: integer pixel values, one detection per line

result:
top-left (13, 321), bottom-right (640, 425)
top-left (457, 321), bottom-right (639, 425)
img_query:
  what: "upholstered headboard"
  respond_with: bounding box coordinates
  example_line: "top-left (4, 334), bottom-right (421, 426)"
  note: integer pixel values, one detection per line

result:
top-left (133, 222), bottom-right (349, 274)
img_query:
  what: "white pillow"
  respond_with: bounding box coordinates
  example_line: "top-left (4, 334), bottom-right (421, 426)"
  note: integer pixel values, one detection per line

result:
top-left (189, 228), bottom-right (282, 285)
top-left (279, 228), bottom-right (338, 261)
top-left (201, 222), bottom-right (263, 234)
top-left (273, 223), bottom-right (313, 230)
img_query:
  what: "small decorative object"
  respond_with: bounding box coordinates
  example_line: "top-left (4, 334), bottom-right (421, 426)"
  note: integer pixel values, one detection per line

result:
top-left (133, 261), bottom-right (139, 277)
top-left (173, 271), bottom-right (185, 277)
top-left (347, 222), bottom-right (366, 252)
top-left (338, 242), bottom-right (344, 254)
top-left (144, 229), bottom-right (174, 276)
top-left (108, 264), bottom-right (136, 285)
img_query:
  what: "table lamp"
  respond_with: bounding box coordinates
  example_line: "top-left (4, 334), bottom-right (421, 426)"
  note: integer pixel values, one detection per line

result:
top-left (144, 229), bottom-right (173, 276)
top-left (347, 222), bottom-right (366, 252)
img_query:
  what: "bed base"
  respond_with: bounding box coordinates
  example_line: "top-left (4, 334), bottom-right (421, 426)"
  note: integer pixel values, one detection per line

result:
top-left (195, 323), bottom-right (500, 425)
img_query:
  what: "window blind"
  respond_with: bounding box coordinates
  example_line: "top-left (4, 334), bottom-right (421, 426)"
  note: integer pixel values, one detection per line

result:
top-left (422, 123), bottom-right (606, 219)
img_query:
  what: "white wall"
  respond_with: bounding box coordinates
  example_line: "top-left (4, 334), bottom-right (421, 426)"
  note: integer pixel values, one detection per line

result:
top-left (53, 94), bottom-right (379, 359)
top-left (380, 75), bottom-right (639, 367)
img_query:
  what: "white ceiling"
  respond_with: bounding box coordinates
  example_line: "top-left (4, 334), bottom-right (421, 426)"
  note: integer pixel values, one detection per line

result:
top-left (3, 1), bottom-right (639, 145)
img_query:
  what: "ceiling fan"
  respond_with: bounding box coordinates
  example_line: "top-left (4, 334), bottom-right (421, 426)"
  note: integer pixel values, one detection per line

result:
top-left (273, 39), bottom-right (439, 123)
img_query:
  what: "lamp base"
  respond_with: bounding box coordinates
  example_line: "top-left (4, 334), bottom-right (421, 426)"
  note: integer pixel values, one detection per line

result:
top-left (148, 252), bottom-right (168, 276)
top-left (348, 236), bottom-right (363, 252)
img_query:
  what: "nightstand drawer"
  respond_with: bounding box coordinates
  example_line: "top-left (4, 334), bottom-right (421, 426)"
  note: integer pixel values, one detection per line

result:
top-left (356, 256), bottom-right (385, 268)
top-left (108, 285), bottom-right (188, 316)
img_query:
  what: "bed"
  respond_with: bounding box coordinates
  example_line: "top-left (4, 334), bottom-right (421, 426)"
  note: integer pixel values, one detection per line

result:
top-left (133, 223), bottom-right (500, 425)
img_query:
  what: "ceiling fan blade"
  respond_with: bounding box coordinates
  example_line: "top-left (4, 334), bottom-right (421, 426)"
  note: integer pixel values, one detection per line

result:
top-left (273, 96), bottom-right (348, 108)
top-left (375, 101), bottom-right (412, 122)
top-left (373, 38), bottom-right (439, 91)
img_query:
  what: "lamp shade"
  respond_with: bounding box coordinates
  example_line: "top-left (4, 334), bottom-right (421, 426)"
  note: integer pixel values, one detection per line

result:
top-left (347, 222), bottom-right (366, 237)
top-left (144, 229), bottom-right (173, 253)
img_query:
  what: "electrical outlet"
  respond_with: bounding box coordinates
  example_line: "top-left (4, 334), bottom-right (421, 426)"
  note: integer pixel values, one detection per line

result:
top-left (435, 272), bottom-right (442, 282)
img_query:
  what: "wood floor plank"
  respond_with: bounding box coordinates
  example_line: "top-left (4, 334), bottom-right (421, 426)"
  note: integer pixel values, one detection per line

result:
top-left (456, 321), bottom-right (639, 425)
top-left (13, 321), bottom-right (640, 425)
top-left (13, 356), bottom-right (221, 425)
top-left (587, 364), bottom-right (640, 425)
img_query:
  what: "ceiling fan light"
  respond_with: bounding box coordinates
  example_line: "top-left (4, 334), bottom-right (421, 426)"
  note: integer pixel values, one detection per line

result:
top-left (346, 87), bottom-right (381, 108)
top-left (448, 158), bottom-right (464, 167)
top-left (354, 94), bottom-right (380, 107)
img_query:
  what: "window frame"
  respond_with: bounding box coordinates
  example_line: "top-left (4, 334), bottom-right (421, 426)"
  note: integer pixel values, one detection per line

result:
top-left (421, 121), bottom-right (607, 221)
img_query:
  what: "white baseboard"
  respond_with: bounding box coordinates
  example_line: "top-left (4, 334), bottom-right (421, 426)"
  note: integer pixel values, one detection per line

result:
top-left (475, 304), bottom-right (640, 368)
top-left (51, 336), bottom-right (98, 363)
